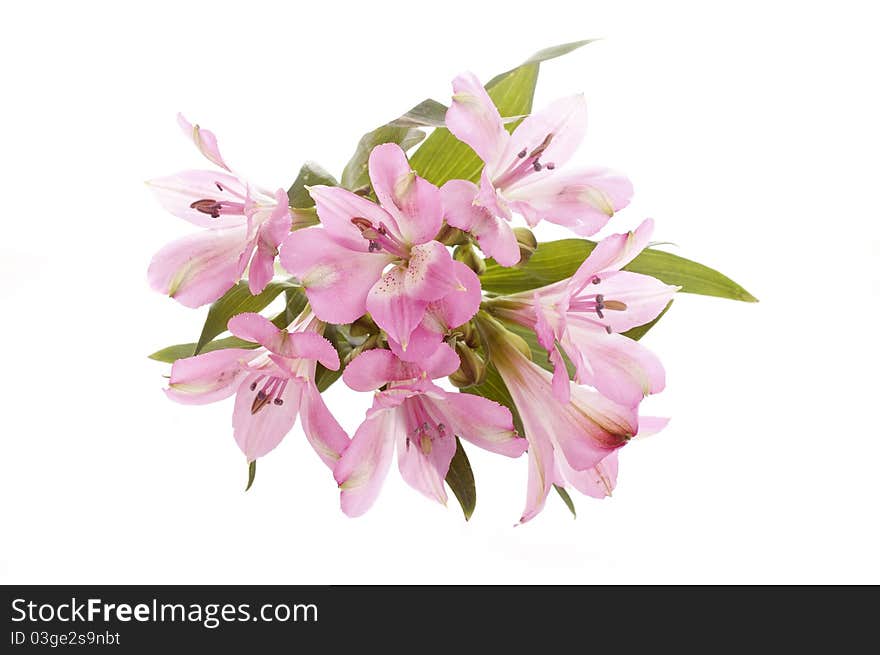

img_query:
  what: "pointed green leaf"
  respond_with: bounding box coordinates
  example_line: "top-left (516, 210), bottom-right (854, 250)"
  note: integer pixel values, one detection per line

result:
top-left (621, 300), bottom-right (673, 341)
top-left (287, 161), bottom-right (338, 208)
top-left (150, 287), bottom-right (309, 364)
top-left (554, 484), bottom-right (577, 518)
top-left (194, 279), bottom-right (299, 355)
top-left (445, 437), bottom-right (476, 521)
top-left (486, 39), bottom-right (600, 86)
top-left (246, 460), bottom-right (256, 491)
top-left (149, 335), bottom-right (258, 363)
top-left (481, 239), bottom-right (757, 302)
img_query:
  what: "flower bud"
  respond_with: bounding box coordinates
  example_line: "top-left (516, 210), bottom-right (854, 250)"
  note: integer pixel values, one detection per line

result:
top-left (348, 314), bottom-right (377, 338)
top-left (513, 227), bottom-right (538, 266)
top-left (344, 334), bottom-right (383, 364)
top-left (449, 342), bottom-right (487, 388)
top-left (435, 223), bottom-right (468, 246)
top-left (454, 320), bottom-right (481, 349)
top-left (453, 243), bottom-right (486, 276)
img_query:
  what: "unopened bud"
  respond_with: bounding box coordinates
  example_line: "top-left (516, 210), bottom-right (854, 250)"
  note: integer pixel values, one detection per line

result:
top-left (454, 320), bottom-right (480, 349)
top-left (344, 334), bottom-right (382, 364)
top-left (435, 223), bottom-right (468, 246)
top-left (513, 227), bottom-right (538, 266)
top-left (348, 314), bottom-right (377, 338)
top-left (448, 342), bottom-right (487, 388)
top-left (454, 243), bottom-right (486, 276)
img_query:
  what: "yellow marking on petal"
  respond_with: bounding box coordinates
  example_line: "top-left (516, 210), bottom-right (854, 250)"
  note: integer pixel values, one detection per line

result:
top-left (420, 435), bottom-right (432, 455)
top-left (582, 187), bottom-right (614, 217)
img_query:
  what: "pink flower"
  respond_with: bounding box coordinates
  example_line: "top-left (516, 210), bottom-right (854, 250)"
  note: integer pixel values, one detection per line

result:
top-left (478, 313), bottom-right (638, 523)
top-left (333, 344), bottom-right (527, 517)
top-left (147, 115), bottom-right (292, 307)
top-left (386, 261), bottom-right (482, 362)
top-left (490, 219), bottom-right (679, 407)
top-left (281, 143), bottom-right (463, 350)
top-left (164, 311), bottom-right (349, 466)
top-left (440, 72), bottom-right (633, 266)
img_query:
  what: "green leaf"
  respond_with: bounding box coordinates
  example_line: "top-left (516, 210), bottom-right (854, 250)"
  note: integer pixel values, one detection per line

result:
top-left (340, 125), bottom-right (426, 191)
top-left (194, 279), bottom-right (298, 355)
top-left (150, 287), bottom-right (309, 364)
top-left (445, 437), bottom-right (476, 521)
top-left (621, 300), bottom-right (673, 341)
top-left (408, 39), bottom-right (596, 187)
top-left (553, 484), bottom-right (577, 518)
top-left (487, 39), bottom-right (601, 86)
top-left (388, 98), bottom-right (449, 128)
top-left (623, 248), bottom-right (758, 302)
top-left (245, 460), bottom-right (256, 491)
top-left (148, 335), bottom-right (257, 363)
top-left (287, 161), bottom-right (338, 208)
top-left (481, 239), bottom-right (757, 302)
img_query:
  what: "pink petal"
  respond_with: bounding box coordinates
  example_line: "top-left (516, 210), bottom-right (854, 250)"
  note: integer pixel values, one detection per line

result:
top-left (549, 348), bottom-right (571, 403)
top-left (430, 391), bottom-right (526, 457)
top-left (440, 180), bottom-right (520, 266)
top-left (636, 416), bottom-right (670, 439)
top-left (533, 300), bottom-right (560, 352)
top-left (228, 313), bottom-right (339, 370)
top-left (367, 266), bottom-right (428, 350)
top-left (232, 373), bottom-right (304, 461)
top-left (308, 185), bottom-right (393, 252)
top-left (502, 95), bottom-right (587, 174)
top-left (368, 143), bottom-right (443, 245)
top-left (476, 169), bottom-right (513, 220)
top-left (588, 271), bottom-right (678, 333)
top-left (559, 450), bottom-right (619, 499)
top-left (497, 349), bottom-right (636, 473)
top-left (342, 347), bottom-right (426, 391)
top-left (446, 72), bottom-right (508, 170)
top-left (422, 341), bottom-right (461, 379)
top-left (299, 382), bottom-right (351, 469)
top-left (507, 168), bottom-right (633, 235)
top-left (554, 383), bottom-right (636, 470)
top-left (334, 407), bottom-right (399, 517)
top-left (247, 239), bottom-right (276, 295)
top-left (563, 328), bottom-right (665, 407)
top-left (148, 226), bottom-right (251, 308)
top-left (405, 241), bottom-right (457, 301)
top-left (569, 218), bottom-right (655, 290)
top-left (429, 261), bottom-right (482, 329)
top-left (395, 402), bottom-right (458, 505)
top-left (165, 348), bottom-right (256, 405)
top-left (280, 228), bottom-right (393, 324)
top-left (386, 322), bottom-right (443, 363)
top-left (343, 349), bottom-right (403, 391)
top-left (386, 263), bottom-right (479, 363)
top-left (146, 170), bottom-right (248, 228)
top-left (519, 427), bottom-right (558, 524)
top-left (177, 113), bottom-right (231, 171)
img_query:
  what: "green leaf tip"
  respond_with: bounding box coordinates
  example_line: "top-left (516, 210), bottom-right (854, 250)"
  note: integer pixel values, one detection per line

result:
top-left (445, 437), bottom-right (476, 521)
top-left (245, 460), bottom-right (256, 491)
top-left (554, 485), bottom-right (577, 519)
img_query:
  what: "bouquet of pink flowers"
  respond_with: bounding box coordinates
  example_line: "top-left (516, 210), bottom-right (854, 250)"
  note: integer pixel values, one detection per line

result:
top-left (147, 41), bottom-right (754, 523)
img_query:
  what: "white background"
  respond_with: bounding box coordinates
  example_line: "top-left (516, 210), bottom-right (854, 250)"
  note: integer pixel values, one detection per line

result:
top-left (1, 0), bottom-right (878, 584)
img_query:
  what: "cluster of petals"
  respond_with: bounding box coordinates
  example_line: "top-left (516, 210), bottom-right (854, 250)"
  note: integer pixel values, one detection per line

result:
top-left (150, 72), bottom-right (677, 522)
